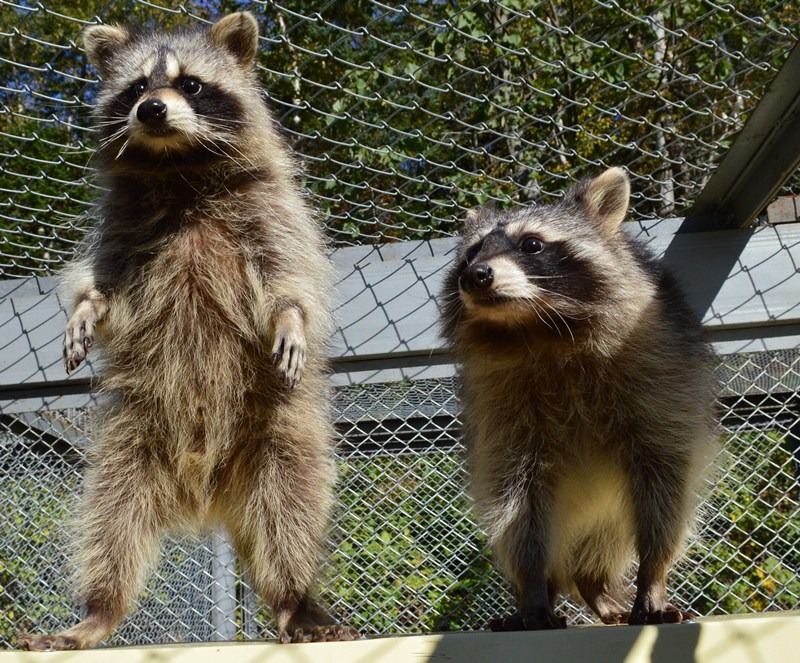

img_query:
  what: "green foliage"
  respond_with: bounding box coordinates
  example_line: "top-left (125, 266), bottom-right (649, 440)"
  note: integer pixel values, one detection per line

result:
top-left (685, 430), bottom-right (800, 615)
top-left (323, 453), bottom-right (500, 634)
top-left (2, 1), bottom-right (799, 274)
top-left (0, 474), bottom-right (77, 643)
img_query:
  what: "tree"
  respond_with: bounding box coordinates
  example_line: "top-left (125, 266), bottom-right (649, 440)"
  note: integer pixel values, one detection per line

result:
top-left (2, 0), bottom-right (798, 273)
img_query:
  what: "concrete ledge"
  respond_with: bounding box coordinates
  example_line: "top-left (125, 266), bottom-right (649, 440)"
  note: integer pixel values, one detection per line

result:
top-left (2, 612), bottom-right (799, 662)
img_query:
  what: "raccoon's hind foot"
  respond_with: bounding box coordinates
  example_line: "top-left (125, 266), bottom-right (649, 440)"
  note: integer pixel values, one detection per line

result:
top-left (18, 606), bottom-right (119, 651)
top-left (280, 624), bottom-right (360, 644)
top-left (628, 602), bottom-right (693, 625)
top-left (270, 306), bottom-right (307, 389)
top-left (599, 610), bottom-right (630, 625)
top-left (17, 633), bottom-right (79, 652)
top-left (575, 576), bottom-right (630, 625)
top-left (629, 567), bottom-right (694, 625)
top-left (273, 593), bottom-right (359, 644)
top-left (490, 609), bottom-right (567, 631)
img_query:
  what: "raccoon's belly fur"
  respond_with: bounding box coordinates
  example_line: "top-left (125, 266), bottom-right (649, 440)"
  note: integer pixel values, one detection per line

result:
top-left (462, 359), bottom-right (704, 595)
top-left (471, 430), bottom-right (637, 589)
top-left (97, 222), bottom-right (270, 461)
top-left (547, 454), bottom-right (636, 589)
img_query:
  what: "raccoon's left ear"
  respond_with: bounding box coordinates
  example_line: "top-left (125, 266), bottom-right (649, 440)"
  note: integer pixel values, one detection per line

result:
top-left (210, 12), bottom-right (260, 69)
top-left (460, 206), bottom-right (495, 236)
top-left (565, 167), bottom-right (630, 234)
top-left (461, 208), bottom-right (483, 235)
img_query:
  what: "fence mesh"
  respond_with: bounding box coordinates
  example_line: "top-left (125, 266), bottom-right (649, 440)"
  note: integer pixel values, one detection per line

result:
top-left (2, 351), bottom-right (799, 646)
top-left (1, 0), bottom-right (799, 650)
top-left (1, 0), bottom-right (799, 276)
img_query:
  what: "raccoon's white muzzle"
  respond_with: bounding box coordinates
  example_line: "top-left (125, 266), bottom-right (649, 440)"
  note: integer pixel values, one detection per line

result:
top-left (128, 90), bottom-right (200, 151)
top-left (460, 256), bottom-right (537, 316)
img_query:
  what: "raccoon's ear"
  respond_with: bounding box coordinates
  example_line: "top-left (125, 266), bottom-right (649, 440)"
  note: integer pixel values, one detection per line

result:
top-left (210, 12), bottom-right (260, 69)
top-left (461, 207), bottom-right (495, 236)
top-left (83, 24), bottom-right (131, 78)
top-left (566, 167), bottom-right (630, 234)
top-left (461, 209), bottom-right (482, 235)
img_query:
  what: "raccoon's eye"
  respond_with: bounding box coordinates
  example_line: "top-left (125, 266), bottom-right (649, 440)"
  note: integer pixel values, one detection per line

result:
top-left (465, 242), bottom-right (483, 263)
top-left (181, 77), bottom-right (203, 95)
top-left (520, 236), bottom-right (544, 254)
top-left (130, 80), bottom-right (147, 98)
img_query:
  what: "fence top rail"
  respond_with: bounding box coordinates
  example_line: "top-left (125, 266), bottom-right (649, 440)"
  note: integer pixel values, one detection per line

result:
top-left (1, 219), bottom-right (799, 409)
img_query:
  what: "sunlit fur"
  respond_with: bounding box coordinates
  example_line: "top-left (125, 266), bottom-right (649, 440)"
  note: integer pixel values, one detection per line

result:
top-left (440, 168), bottom-right (719, 630)
top-left (18, 13), bottom-right (356, 651)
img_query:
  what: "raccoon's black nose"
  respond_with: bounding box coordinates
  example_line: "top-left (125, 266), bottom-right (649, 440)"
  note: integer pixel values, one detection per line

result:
top-left (461, 263), bottom-right (494, 291)
top-left (137, 98), bottom-right (167, 124)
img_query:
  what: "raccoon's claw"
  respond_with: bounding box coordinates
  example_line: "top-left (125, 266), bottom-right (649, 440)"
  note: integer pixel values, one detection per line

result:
top-left (279, 624), bottom-right (359, 644)
top-left (63, 308), bottom-right (97, 374)
top-left (599, 610), bottom-right (630, 625)
top-left (271, 343), bottom-right (305, 388)
top-left (271, 307), bottom-right (307, 388)
top-left (628, 603), bottom-right (693, 625)
top-left (490, 609), bottom-right (566, 631)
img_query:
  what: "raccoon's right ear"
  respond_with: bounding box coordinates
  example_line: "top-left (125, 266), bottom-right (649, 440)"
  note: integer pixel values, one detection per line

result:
top-left (210, 12), bottom-right (260, 69)
top-left (83, 24), bottom-right (131, 78)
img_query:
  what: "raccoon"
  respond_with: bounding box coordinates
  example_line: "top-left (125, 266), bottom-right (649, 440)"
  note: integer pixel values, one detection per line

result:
top-left (18, 13), bottom-right (356, 649)
top-left (440, 168), bottom-right (719, 630)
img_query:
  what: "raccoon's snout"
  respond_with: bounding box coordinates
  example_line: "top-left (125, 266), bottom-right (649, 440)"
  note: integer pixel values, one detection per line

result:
top-left (460, 263), bottom-right (494, 292)
top-left (137, 98), bottom-right (168, 124)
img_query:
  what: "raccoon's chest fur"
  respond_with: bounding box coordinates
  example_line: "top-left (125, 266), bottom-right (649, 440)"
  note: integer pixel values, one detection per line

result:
top-left (463, 358), bottom-right (636, 561)
top-left (462, 357), bottom-right (625, 485)
top-left (101, 214), bottom-right (261, 431)
top-left (463, 355), bottom-right (621, 444)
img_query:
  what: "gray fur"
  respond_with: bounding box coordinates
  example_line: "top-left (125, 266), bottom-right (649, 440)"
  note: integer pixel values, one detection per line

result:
top-left (440, 168), bottom-right (719, 630)
top-left (18, 12), bottom-right (356, 650)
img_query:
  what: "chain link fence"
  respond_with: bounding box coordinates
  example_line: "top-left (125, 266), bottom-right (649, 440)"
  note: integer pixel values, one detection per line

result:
top-left (1, 0), bottom-right (799, 649)
top-left (2, 0), bottom-right (799, 275)
top-left (2, 355), bottom-right (799, 645)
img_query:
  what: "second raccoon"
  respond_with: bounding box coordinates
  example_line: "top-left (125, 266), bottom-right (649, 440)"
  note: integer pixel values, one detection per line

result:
top-left (440, 168), bottom-right (718, 629)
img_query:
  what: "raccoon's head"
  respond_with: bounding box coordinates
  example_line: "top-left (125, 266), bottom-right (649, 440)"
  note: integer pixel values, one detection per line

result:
top-left (442, 168), bottom-right (636, 345)
top-left (84, 12), bottom-right (265, 169)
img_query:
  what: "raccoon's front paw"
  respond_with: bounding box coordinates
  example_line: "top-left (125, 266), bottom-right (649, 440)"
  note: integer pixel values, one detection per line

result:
top-left (63, 302), bottom-right (99, 374)
top-left (271, 307), bottom-right (307, 389)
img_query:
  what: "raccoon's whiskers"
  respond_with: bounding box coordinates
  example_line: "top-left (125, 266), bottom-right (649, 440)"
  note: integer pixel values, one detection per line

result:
top-left (192, 126), bottom-right (256, 172)
top-left (97, 125), bottom-right (128, 151)
top-left (196, 117), bottom-right (257, 170)
top-left (533, 285), bottom-right (593, 323)
top-left (115, 138), bottom-right (131, 160)
top-left (539, 299), bottom-right (576, 343)
top-left (527, 298), bottom-right (563, 337)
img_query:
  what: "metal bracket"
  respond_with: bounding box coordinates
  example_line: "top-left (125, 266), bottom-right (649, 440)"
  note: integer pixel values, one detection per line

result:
top-left (684, 39), bottom-right (800, 231)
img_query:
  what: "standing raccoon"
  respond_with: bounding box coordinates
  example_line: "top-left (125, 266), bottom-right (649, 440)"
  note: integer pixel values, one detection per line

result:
top-left (19, 13), bottom-right (356, 650)
top-left (440, 168), bottom-right (718, 630)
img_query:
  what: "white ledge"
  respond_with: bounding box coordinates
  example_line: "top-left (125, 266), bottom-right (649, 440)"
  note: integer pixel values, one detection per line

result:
top-left (3, 612), bottom-right (799, 662)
